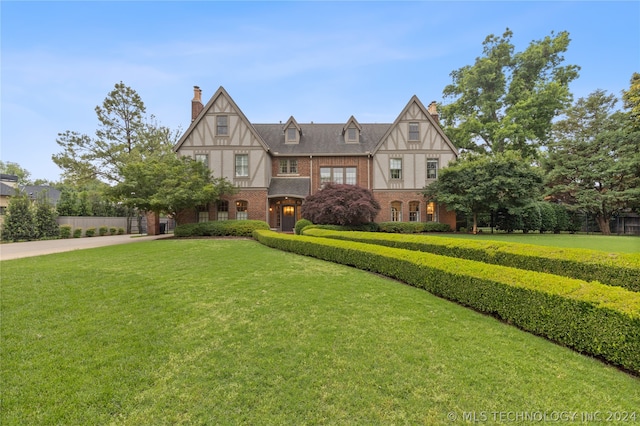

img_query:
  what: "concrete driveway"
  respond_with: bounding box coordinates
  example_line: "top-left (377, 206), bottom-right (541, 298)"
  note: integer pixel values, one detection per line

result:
top-left (0, 234), bottom-right (172, 261)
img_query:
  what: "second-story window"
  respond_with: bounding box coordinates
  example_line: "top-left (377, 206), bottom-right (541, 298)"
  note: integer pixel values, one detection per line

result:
top-left (235, 154), bottom-right (248, 177)
top-left (279, 159), bottom-right (298, 174)
top-left (427, 159), bottom-right (438, 179)
top-left (217, 115), bottom-right (228, 136)
top-left (195, 154), bottom-right (209, 169)
top-left (390, 158), bottom-right (402, 180)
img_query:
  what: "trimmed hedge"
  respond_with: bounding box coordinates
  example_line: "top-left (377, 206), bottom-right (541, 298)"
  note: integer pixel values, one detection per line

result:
top-left (302, 229), bottom-right (640, 292)
top-left (378, 221), bottom-right (451, 233)
top-left (174, 220), bottom-right (269, 238)
top-left (254, 229), bottom-right (640, 374)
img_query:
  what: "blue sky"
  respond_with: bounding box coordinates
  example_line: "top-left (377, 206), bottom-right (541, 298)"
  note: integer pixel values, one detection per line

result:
top-left (2, 1), bottom-right (639, 182)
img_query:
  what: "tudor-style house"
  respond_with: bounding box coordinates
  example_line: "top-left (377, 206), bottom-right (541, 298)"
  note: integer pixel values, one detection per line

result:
top-left (172, 86), bottom-right (458, 233)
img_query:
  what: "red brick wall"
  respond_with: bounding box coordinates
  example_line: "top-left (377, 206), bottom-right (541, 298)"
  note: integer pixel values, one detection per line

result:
top-left (146, 211), bottom-right (160, 235)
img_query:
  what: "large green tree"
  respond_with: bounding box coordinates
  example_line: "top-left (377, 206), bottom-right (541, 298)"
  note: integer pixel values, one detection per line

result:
top-left (423, 151), bottom-right (542, 233)
top-left (108, 154), bottom-right (236, 224)
top-left (441, 29), bottom-right (580, 158)
top-left (0, 161), bottom-right (31, 185)
top-left (52, 82), bottom-right (178, 185)
top-left (543, 89), bottom-right (640, 235)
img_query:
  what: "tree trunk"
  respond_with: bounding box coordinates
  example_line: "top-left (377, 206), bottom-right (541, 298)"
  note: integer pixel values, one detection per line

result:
top-left (472, 212), bottom-right (478, 234)
top-left (596, 214), bottom-right (611, 235)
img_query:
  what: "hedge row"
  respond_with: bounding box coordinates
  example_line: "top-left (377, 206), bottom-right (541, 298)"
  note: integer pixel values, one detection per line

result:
top-left (174, 220), bottom-right (269, 237)
top-left (254, 230), bottom-right (640, 374)
top-left (377, 221), bottom-right (451, 233)
top-left (302, 229), bottom-right (640, 292)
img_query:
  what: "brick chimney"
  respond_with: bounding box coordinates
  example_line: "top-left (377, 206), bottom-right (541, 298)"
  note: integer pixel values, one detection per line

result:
top-left (427, 101), bottom-right (439, 123)
top-left (191, 86), bottom-right (203, 122)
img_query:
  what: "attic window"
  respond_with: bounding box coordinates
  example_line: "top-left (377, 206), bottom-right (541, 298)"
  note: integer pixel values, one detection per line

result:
top-left (217, 116), bottom-right (228, 136)
top-left (287, 128), bottom-right (297, 142)
top-left (347, 127), bottom-right (357, 141)
top-left (408, 122), bottom-right (419, 141)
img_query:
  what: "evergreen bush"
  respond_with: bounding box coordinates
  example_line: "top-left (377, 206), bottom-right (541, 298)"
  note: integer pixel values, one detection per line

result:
top-left (85, 227), bottom-right (96, 237)
top-left (99, 226), bottom-right (109, 236)
top-left (73, 228), bottom-right (83, 238)
top-left (59, 225), bottom-right (72, 239)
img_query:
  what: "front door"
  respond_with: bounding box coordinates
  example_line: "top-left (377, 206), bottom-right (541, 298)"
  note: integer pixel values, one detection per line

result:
top-left (281, 205), bottom-right (296, 232)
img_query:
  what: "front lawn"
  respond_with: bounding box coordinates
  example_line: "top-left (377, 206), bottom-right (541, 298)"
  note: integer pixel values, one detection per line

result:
top-left (1, 239), bottom-right (638, 424)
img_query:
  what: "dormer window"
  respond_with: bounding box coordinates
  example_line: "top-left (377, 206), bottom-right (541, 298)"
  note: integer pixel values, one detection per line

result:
top-left (283, 116), bottom-right (301, 144)
top-left (287, 128), bottom-right (297, 142)
top-left (343, 116), bottom-right (361, 144)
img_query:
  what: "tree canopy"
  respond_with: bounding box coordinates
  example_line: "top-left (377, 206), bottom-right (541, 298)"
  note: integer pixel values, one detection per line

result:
top-left (52, 82), bottom-right (179, 185)
top-left (543, 88), bottom-right (640, 235)
top-left (423, 151), bottom-right (542, 233)
top-left (441, 28), bottom-right (580, 159)
top-left (108, 153), bottom-right (236, 223)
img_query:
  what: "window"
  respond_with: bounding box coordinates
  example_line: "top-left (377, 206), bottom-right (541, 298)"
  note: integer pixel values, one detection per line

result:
top-left (320, 167), bottom-right (357, 185)
top-left (195, 154), bottom-right (209, 169)
top-left (216, 115), bottom-right (228, 136)
top-left (426, 202), bottom-right (436, 222)
top-left (390, 158), bottom-right (402, 179)
top-left (427, 159), bottom-right (438, 179)
top-left (287, 128), bottom-right (298, 142)
top-left (217, 200), bottom-right (229, 220)
top-left (279, 159), bottom-right (298, 174)
top-left (409, 122), bottom-right (419, 141)
top-left (198, 210), bottom-right (209, 223)
top-left (235, 154), bottom-right (248, 177)
top-left (391, 201), bottom-right (402, 222)
top-left (409, 201), bottom-right (420, 222)
top-left (347, 127), bottom-right (357, 141)
top-left (236, 200), bottom-right (248, 220)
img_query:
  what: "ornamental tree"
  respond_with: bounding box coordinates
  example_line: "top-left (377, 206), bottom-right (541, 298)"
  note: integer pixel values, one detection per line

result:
top-left (301, 183), bottom-right (380, 226)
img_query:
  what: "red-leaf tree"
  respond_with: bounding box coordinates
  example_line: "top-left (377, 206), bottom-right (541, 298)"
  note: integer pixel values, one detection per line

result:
top-left (301, 183), bottom-right (380, 226)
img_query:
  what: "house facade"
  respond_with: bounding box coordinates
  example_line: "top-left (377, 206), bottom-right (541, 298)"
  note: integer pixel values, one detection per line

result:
top-left (172, 86), bottom-right (458, 232)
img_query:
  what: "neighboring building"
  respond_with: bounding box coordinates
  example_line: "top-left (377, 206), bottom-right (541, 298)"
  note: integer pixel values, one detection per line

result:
top-left (0, 174), bottom-right (19, 224)
top-left (173, 86), bottom-right (459, 232)
top-left (21, 185), bottom-right (62, 206)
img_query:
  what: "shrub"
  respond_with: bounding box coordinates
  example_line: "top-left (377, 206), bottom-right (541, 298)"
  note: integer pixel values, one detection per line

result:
top-left (2, 194), bottom-right (36, 242)
top-left (538, 202), bottom-right (557, 233)
top-left (59, 225), bottom-right (72, 239)
top-left (301, 183), bottom-right (380, 225)
top-left (521, 203), bottom-right (541, 233)
top-left (254, 229), bottom-right (640, 374)
top-left (550, 203), bottom-right (570, 233)
top-left (294, 219), bottom-right (313, 235)
top-left (99, 226), bottom-right (109, 236)
top-left (109, 227), bottom-right (118, 235)
top-left (73, 228), bottom-right (83, 238)
top-left (117, 227), bottom-right (125, 235)
top-left (303, 229), bottom-right (640, 292)
top-left (85, 227), bottom-right (96, 237)
top-left (422, 222), bottom-right (451, 232)
top-left (378, 222), bottom-right (423, 233)
top-left (174, 220), bottom-right (269, 238)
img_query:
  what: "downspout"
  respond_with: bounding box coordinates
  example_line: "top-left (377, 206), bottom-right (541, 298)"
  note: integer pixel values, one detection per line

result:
top-left (310, 155), bottom-right (313, 194)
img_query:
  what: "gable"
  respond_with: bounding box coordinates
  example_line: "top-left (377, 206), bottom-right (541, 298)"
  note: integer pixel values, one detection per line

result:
top-left (373, 96), bottom-right (458, 156)
top-left (174, 87), bottom-right (270, 152)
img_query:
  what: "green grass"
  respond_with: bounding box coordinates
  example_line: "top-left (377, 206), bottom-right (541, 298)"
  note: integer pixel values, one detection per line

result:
top-left (433, 232), bottom-right (639, 253)
top-left (2, 240), bottom-right (638, 424)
